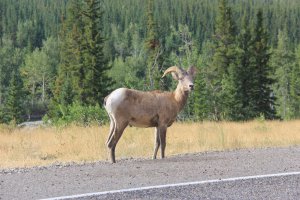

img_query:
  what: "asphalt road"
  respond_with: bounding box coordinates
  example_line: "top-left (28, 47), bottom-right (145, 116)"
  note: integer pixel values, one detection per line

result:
top-left (1, 146), bottom-right (300, 200)
top-left (85, 173), bottom-right (300, 200)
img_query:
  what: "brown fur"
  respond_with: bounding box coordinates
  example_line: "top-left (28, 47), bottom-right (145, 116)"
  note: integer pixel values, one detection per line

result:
top-left (104, 66), bottom-right (196, 163)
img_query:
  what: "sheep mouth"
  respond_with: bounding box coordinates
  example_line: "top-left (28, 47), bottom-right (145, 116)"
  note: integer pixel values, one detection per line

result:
top-left (184, 88), bottom-right (194, 93)
top-left (184, 90), bottom-right (191, 95)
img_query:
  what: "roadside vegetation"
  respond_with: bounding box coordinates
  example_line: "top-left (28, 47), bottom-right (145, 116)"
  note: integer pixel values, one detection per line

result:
top-left (1, 0), bottom-right (300, 169)
top-left (1, 120), bottom-right (300, 169)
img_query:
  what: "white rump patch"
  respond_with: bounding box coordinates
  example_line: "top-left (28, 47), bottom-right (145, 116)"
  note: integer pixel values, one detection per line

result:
top-left (105, 88), bottom-right (127, 114)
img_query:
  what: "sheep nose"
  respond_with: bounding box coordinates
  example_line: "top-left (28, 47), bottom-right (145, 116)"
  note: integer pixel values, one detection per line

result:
top-left (189, 84), bottom-right (194, 90)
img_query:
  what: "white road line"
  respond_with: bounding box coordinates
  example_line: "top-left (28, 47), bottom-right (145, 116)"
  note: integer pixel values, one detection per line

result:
top-left (40, 171), bottom-right (300, 200)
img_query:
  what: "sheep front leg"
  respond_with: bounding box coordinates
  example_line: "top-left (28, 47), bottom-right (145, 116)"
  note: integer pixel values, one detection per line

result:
top-left (153, 127), bottom-right (160, 159)
top-left (159, 126), bottom-right (167, 159)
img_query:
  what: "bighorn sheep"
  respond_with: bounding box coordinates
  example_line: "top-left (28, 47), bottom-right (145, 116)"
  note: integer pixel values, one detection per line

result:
top-left (104, 66), bottom-right (196, 163)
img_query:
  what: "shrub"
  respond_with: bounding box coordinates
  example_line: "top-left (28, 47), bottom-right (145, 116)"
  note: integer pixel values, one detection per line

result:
top-left (44, 102), bottom-right (109, 126)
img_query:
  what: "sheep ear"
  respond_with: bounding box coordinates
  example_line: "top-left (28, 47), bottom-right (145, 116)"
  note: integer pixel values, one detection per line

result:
top-left (188, 66), bottom-right (197, 78)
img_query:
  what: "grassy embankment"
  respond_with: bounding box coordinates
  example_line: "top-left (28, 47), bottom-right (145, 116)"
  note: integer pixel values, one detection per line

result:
top-left (1, 120), bottom-right (300, 169)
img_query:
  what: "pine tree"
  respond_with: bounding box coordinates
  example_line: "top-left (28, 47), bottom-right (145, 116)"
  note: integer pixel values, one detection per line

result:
top-left (54, 0), bottom-right (85, 105)
top-left (211, 0), bottom-right (237, 120)
top-left (251, 10), bottom-right (276, 119)
top-left (236, 13), bottom-right (256, 120)
top-left (81, 0), bottom-right (113, 105)
top-left (193, 64), bottom-right (209, 120)
top-left (193, 41), bottom-right (215, 120)
top-left (59, 75), bottom-right (74, 106)
top-left (54, 0), bottom-right (112, 107)
top-left (271, 29), bottom-right (294, 119)
top-left (145, 0), bottom-right (162, 90)
top-left (290, 44), bottom-right (300, 118)
top-left (221, 62), bottom-right (244, 120)
top-left (213, 0), bottom-right (236, 76)
top-left (3, 68), bottom-right (26, 124)
top-left (0, 43), bottom-right (26, 124)
top-left (0, 2), bottom-right (3, 46)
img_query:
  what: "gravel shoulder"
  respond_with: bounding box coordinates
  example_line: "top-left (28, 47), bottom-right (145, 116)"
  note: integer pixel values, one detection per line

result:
top-left (1, 146), bottom-right (300, 200)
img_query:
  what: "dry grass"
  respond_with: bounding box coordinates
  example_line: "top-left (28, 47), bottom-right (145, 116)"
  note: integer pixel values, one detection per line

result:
top-left (1, 120), bottom-right (300, 169)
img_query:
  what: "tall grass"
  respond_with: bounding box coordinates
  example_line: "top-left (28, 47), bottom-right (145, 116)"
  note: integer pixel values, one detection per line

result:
top-left (1, 120), bottom-right (300, 169)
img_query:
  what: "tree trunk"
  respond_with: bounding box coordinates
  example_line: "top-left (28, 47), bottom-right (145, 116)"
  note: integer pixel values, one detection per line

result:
top-left (42, 75), bottom-right (45, 102)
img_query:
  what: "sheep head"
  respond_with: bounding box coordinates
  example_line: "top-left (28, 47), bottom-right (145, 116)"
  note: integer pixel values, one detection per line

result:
top-left (162, 66), bottom-right (196, 92)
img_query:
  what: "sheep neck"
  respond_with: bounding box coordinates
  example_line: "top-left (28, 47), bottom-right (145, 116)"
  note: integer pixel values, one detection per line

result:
top-left (173, 84), bottom-right (189, 111)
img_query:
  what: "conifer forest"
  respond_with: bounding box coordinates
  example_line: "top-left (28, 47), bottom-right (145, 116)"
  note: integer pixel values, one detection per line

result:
top-left (0, 0), bottom-right (300, 124)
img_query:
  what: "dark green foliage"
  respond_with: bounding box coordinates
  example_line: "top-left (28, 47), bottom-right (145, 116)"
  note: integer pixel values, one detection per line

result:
top-left (55, 0), bottom-right (85, 104)
top-left (0, 0), bottom-right (300, 124)
top-left (145, 0), bottom-right (162, 90)
top-left (1, 68), bottom-right (26, 124)
top-left (221, 63), bottom-right (244, 121)
top-left (213, 0), bottom-right (236, 76)
top-left (59, 75), bottom-right (74, 106)
top-left (0, 40), bottom-right (14, 106)
top-left (81, 0), bottom-right (114, 105)
top-left (250, 10), bottom-right (276, 119)
top-left (1, 0), bottom-right (66, 48)
top-left (193, 41), bottom-right (215, 120)
top-left (55, 0), bottom-right (113, 105)
top-left (290, 45), bottom-right (300, 118)
top-left (271, 29), bottom-right (295, 119)
top-left (0, 2), bottom-right (3, 46)
top-left (43, 101), bottom-right (109, 126)
top-left (48, 0), bottom-right (113, 124)
top-left (193, 66), bottom-right (210, 120)
top-left (0, 44), bottom-right (26, 124)
top-left (210, 0), bottom-right (239, 120)
top-left (235, 15), bottom-right (256, 120)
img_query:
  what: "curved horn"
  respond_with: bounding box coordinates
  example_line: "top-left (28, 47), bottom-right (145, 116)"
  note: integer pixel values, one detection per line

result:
top-left (162, 66), bottom-right (182, 78)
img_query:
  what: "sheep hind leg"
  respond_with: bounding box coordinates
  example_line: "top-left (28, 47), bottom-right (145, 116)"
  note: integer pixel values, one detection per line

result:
top-left (108, 121), bottom-right (128, 163)
top-left (153, 127), bottom-right (160, 159)
top-left (105, 114), bottom-right (116, 148)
